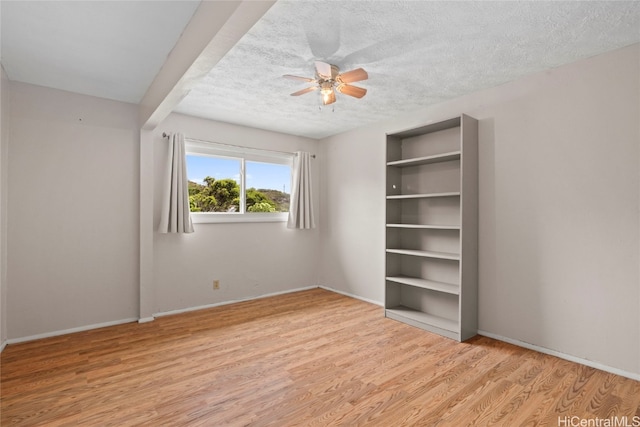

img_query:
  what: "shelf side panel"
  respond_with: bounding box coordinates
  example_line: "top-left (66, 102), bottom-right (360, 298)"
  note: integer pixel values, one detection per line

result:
top-left (385, 280), bottom-right (402, 309)
top-left (387, 135), bottom-right (403, 163)
top-left (385, 198), bottom-right (403, 225)
top-left (386, 166), bottom-right (402, 196)
top-left (459, 114), bottom-right (479, 340)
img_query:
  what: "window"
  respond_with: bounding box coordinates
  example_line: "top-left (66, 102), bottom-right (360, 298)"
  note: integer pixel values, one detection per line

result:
top-left (185, 140), bottom-right (292, 223)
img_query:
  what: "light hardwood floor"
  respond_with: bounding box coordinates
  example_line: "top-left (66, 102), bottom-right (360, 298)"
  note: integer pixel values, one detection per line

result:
top-left (1, 288), bottom-right (639, 426)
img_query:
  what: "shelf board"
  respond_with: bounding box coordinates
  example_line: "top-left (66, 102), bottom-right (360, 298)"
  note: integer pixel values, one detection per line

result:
top-left (388, 117), bottom-right (461, 138)
top-left (387, 191), bottom-right (460, 200)
top-left (386, 223), bottom-right (460, 230)
top-left (386, 248), bottom-right (460, 261)
top-left (387, 151), bottom-right (461, 167)
top-left (386, 276), bottom-right (460, 295)
top-left (385, 306), bottom-right (458, 333)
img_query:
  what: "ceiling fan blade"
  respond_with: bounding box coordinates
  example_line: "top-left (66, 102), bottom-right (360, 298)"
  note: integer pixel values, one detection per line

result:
top-left (304, 16), bottom-right (341, 59)
top-left (336, 84), bottom-right (367, 99)
top-left (291, 86), bottom-right (318, 96)
top-left (336, 68), bottom-right (368, 84)
top-left (283, 74), bottom-right (315, 83)
top-left (322, 89), bottom-right (336, 105)
top-left (314, 61), bottom-right (333, 79)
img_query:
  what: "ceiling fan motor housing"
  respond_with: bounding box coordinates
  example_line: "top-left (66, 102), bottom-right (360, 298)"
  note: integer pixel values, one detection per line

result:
top-left (284, 61), bottom-right (367, 105)
top-left (320, 81), bottom-right (334, 92)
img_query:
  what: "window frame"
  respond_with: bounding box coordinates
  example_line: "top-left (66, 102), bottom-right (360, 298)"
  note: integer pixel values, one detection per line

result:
top-left (185, 140), bottom-right (293, 224)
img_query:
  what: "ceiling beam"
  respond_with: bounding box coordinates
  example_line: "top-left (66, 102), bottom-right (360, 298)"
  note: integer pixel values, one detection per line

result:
top-left (139, 0), bottom-right (275, 130)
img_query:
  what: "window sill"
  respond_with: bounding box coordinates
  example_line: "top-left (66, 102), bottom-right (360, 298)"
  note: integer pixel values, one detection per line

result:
top-left (190, 212), bottom-right (288, 224)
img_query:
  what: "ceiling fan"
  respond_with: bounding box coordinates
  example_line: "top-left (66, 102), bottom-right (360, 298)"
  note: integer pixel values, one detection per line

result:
top-left (284, 61), bottom-right (368, 105)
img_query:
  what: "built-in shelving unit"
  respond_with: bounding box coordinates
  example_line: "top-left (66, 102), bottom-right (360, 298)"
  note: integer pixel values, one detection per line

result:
top-left (385, 114), bottom-right (478, 342)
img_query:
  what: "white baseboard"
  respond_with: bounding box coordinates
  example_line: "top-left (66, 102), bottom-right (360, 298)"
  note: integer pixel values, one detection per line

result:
top-left (5, 317), bottom-right (139, 346)
top-left (4, 286), bottom-right (324, 344)
top-left (154, 285), bottom-right (319, 318)
top-left (319, 285), bottom-right (384, 307)
top-left (12, 291), bottom-right (633, 382)
top-left (478, 330), bottom-right (640, 381)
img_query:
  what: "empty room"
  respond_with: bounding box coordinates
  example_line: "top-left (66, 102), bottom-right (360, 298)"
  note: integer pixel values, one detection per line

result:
top-left (1, 1), bottom-right (639, 425)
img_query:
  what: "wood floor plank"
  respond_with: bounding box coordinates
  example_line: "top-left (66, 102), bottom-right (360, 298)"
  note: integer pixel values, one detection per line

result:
top-left (1, 288), bottom-right (638, 426)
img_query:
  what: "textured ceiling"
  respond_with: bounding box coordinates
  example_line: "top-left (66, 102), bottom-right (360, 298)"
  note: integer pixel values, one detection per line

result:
top-left (175, 0), bottom-right (640, 139)
top-left (1, 1), bottom-right (639, 140)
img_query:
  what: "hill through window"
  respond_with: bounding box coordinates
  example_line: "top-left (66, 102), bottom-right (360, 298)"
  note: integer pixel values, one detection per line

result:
top-left (185, 140), bottom-right (292, 223)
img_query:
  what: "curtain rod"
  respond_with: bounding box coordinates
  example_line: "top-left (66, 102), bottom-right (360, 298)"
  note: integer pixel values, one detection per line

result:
top-left (162, 132), bottom-right (316, 158)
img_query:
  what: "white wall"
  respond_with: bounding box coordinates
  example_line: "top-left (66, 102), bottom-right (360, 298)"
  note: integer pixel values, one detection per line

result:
top-left (0, 65), bottom-right (9, 348)
top-left (319, 43), bottom-right (640, 376)
top-left (7, 83), bottom-right (140, 340)
top-left (319, 125), bottom-right (386, 304)
top-left (151, 113), bottom-right (320, 314)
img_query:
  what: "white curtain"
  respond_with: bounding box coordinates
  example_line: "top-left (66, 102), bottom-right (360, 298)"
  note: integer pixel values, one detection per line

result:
top-left (288, 151), bottom-right (315, 229)
top-left (158, 133), bottom-right (194, 234)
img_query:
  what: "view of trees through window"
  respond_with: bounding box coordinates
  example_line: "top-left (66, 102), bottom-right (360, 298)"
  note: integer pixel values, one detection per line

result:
top-left (186, 155), bottom-right (290, 213)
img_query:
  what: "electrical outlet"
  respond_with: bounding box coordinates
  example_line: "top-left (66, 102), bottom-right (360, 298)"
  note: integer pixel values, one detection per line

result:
top-left (213, 280), bottom-right (220, 290)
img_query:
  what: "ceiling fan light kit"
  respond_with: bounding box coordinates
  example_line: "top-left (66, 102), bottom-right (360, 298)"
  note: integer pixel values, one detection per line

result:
top-left (284, 61), bottom-right (368, 106)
